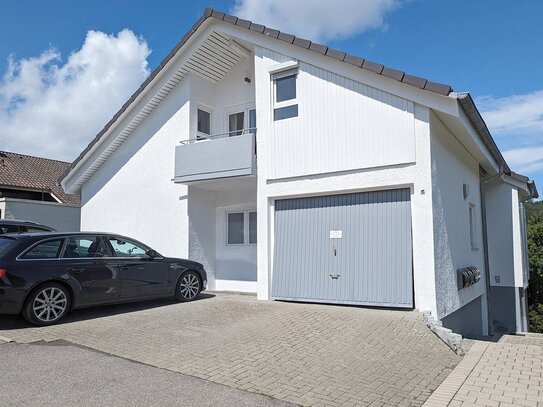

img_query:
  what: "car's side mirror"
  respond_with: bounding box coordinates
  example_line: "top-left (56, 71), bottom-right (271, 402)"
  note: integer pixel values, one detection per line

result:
top-left (146, 249), bottom-right (159, 259)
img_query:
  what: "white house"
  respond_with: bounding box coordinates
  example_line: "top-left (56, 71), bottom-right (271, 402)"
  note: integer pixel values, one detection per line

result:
top-left (61, 8), bottom-right (537, 337)
top-left (0, 151), bottom-right (80, 231)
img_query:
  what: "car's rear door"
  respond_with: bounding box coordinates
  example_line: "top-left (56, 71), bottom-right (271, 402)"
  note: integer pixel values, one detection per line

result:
top-left (60, 235), bottom-right (120, 304)
top-left (106, 236), bottom-right (170, 299)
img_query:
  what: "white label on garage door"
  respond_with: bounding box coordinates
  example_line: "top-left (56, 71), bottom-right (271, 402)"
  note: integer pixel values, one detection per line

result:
top-left (329, 230), bottom-right (343, 239)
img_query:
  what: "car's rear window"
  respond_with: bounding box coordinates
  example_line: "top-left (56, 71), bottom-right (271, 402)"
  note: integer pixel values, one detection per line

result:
top-left (20, 239), bottom-right (64, 260)
top-left (0, 225), bottom-right (19, 234)
top-left (0, 238), bottom-right (16, 256)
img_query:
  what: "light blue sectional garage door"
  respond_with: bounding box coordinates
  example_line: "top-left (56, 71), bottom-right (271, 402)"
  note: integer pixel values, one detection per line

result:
top-left (272, 189), bottom-right (413, 308)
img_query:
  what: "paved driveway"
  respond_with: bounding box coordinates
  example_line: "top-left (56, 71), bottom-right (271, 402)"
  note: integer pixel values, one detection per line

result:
top-left (0, 293), bottom-right (460, 407)
top-left (424, 334), bottom-right (543, 407)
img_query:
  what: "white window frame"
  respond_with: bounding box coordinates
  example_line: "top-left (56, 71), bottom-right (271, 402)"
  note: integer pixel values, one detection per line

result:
top-left (226, 210), bottom-right (257, 246)
top-left (469, 203), bottom-right (479, 250)
top-left (224, 102), bottom-right (256, 136)
top-left (196, 103), bottom-right (213, 140)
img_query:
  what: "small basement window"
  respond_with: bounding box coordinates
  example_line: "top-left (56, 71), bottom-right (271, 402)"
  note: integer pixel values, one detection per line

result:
top-left (272, 68), bottom-right (298, 121)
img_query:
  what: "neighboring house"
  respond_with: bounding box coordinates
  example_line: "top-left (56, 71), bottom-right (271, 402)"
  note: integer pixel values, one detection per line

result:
top-left (61, 8), bottom-right (537, 336)
top-left (0, 151), bottom-right (80, 231)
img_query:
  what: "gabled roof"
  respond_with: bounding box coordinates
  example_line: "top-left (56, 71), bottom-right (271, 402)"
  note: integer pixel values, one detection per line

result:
top-left (0, 151), bottom-right (80, 205)
top-left (62, 7), bottom-right (514, 189)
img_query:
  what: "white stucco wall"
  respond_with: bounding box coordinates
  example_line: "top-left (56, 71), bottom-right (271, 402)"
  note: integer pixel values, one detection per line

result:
top-left (429, 111), bottom-right (486, 320)
top-left (214, 188), bottom-right (257, 292)
top-left (487, 181), bottom-right (527, 289)
top-left (0, 198), bottom-right (80, 231)
top-left (80, 78), bottom-right (190, 257)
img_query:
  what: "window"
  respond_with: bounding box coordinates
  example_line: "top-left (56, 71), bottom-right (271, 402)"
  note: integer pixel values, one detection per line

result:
top-left (249, 109), bottom-right (256, 132)
top-left (272, 68), bottom-right (298, 120)
top-left (228, 112), bottom-right (245, 137)
top-left (26, 226), bottom-right (53, 233)
top-left (0, 225), bottom-right (19, 234)
top-left (21, 239), bottom-right (63, 259)
top-left (108, 237), bottom-right (149, 258)
top-left (63, 236), bottom-right (109, 258)
top-left (197, 108), bottom-right (211, 138)
top-left (227, 213), bottom-right (245, 244)
top-left (275, 74), bottom-right (297, 102)
top-left (469, 204), bottom-right (478, 249)
top-left (227, 211), bottom-right (257, 245)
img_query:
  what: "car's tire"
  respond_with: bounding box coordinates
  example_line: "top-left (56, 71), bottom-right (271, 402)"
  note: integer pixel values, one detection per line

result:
top-left (22, 282), bottom-right (71, 326)
top-left (175, 270), bottom-right (201, 302)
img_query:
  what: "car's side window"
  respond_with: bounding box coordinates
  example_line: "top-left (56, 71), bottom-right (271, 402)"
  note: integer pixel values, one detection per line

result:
top-left (63, 236), bottom-right (110, 258)
top-left (21, 239), bottom-right (64, 260)
top-left (108, 237), bottom-right (149, 258)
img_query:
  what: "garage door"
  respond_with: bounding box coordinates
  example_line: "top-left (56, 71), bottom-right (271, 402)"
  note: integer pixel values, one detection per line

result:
top-left (272, 189), bottom-right (413, 308)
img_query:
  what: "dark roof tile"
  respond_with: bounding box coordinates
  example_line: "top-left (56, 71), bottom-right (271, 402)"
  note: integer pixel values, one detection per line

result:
top-left (293, 37), bottom-right (311, 49)
top-left (344, 54), bottom-right (364, 67)
top-left (211, 10), bottom-right (225, 20)
top-left (309, 42), bottom-right (328, 55)
top-left (362, 60), bottom-right (384, 74)
top-left (0, 151), bottom-right (80, 205)
top-left (249, 22), bottom-right (265, 34)
top-left (424, 81), bottom-right (452, 96)
top-left (263, 27), bottom-right (280, 38)
top-left (223, 14), bottom-right (238, 25)
top-left (235, 18), bottom-right (251, 29)
top-left (382, 67), bottom-right (405, 82)
top-left (326, 48), bottom-right (346, 61)
top-left (402, 74), bottom-right (427, 89)
top-left (277, 32), bottom-right (295, 44)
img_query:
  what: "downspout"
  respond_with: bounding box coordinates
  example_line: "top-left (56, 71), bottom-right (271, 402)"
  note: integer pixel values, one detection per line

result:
top-left (480, 166), bottom-right (504, 336)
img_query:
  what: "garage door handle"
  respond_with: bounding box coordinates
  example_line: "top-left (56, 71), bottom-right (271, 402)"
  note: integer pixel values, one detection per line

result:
top-left (330, 273), bottom-right (340, 279)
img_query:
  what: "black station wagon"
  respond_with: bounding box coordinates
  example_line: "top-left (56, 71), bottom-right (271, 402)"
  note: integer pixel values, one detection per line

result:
top-left (0, 232), bottom-right (207, 326)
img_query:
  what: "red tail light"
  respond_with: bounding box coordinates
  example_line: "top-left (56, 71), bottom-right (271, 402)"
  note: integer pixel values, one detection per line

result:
top-left (0, 268), bottom-right (6, 278)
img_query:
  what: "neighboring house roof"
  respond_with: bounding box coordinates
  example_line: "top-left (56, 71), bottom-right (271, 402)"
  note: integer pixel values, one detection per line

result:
top-left (0, 151), bottom-right (80, 205)
top-left (62, 7), bottom-right (513, 186)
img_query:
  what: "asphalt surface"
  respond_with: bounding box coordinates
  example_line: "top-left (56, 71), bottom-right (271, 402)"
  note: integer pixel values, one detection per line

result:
top-left (0, 340), bottom-right (296, 407)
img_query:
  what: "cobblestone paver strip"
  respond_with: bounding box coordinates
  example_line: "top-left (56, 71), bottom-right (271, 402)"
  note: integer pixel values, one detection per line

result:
top-left (0, 293), bottom-right (460, 406)
top-left (424, 334), bottom-right (543, 407)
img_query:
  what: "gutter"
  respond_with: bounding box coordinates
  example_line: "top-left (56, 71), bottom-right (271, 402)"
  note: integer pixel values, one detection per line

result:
top-left (452, 92), bottom-right (511, 175)
top-left (480, 166), bottom-right (504, 336)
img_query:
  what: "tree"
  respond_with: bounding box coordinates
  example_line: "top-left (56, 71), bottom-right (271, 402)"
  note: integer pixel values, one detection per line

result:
top-left (526, 201), bottom-right (543, 332)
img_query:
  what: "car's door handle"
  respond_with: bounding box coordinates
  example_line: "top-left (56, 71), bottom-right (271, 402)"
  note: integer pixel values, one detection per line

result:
top-left (119, 265), bottom-right (130, 270)
top-left (68, 267), bottom-right (85, 274)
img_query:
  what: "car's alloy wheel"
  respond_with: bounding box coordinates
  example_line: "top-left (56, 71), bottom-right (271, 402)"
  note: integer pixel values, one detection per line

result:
top-left (23, 283), bottom-right (70, 326)
top-left (177, 271), bottom-right (200, 301)
top-left (32, 287), bottom-right (67, 323)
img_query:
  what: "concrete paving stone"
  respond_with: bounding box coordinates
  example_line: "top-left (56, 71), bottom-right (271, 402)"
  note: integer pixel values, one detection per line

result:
top-left (1, 293), bottom-right (461, 406)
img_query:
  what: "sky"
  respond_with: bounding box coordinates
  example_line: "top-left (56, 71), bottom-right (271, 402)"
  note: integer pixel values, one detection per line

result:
top-left (0, 0), bottom-right (542, 189)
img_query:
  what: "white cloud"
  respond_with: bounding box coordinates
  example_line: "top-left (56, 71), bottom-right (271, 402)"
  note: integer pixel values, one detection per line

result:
top-left (503, 146), bottom-right (543, 175)
top-left (231, 0), bottom-right (403, 42)
top-left (478, 90), bottom-right (543, 178)
top-left (0, 30), bottom-right (151, 162)
top-left (478, 90), bottom-right (543, 137)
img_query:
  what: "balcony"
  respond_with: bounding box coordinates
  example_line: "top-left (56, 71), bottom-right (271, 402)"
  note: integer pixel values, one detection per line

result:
top-left (174, 129), bottom-right (256, 184)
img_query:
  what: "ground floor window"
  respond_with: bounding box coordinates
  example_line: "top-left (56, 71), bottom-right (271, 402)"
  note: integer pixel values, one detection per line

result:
top-left (227, 211), bottom-right (257, 245)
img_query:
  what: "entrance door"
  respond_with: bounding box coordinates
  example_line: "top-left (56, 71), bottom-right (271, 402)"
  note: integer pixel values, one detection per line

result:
top-left (272, 189), bottom-right (413, 308)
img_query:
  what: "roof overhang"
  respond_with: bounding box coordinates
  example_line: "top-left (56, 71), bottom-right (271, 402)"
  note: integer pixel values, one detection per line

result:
top-left (61, 7), bottom-right (524, 195)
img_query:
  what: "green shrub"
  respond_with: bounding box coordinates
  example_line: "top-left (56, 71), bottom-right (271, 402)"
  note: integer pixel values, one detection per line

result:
top-left (529, 304), bottom-right (543, 333)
